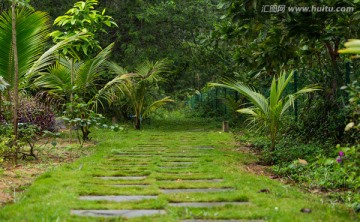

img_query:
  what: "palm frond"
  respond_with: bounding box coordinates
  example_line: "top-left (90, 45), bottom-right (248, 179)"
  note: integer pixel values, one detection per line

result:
top-left (209, 81), bottom-right (269, 115)
top-left (26, 33), bottom-right (86, 80)
top-left (142, 96), bottom-right (174, 118)
top-left (107, 61), bottom-right (129, 75)
top-left (0, 9), bottom-right (49, 86)
top-left (90, 74), bottom-right (131, 111)
top-left (276, 70), bottom-right (293, 101)
top-left (75, 43), bottom-right (114, 91)
top-left (33, 63), bottom-right (72, 99)
top-left (136, 59), bottom-right (168, 83)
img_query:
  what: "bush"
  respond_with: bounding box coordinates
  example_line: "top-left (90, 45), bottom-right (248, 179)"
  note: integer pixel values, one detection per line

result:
top-left (263, 142), bottom-right (325, 165)
top-left (18, 97), bottom-right (56, 132)
top-left (342, 80), bottom-right (360, 143)
top-left (62, 97), bottom-right (121, 145)
top-left (241, 132), bottom-right (326, 165)
top-left (274, 144), bottom-right (360, 209)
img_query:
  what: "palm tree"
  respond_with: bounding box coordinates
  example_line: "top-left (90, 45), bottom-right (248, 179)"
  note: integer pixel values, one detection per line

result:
top-left (11, 0), bottom-right (19, 149)
top-left (0, 7), bottom-right (82, 162)
top-left (108, 60), bottom-right (174, 130)
top-left (209, 71), bottom-right (320, 151)
top-left (33, 43), bottom-right (114, 103)
top-left (33, 44), bottom-right (114, 142)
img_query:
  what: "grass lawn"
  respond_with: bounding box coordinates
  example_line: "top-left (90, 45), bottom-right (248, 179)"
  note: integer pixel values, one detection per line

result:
top-left (0, 119), bottom-right (358, 221)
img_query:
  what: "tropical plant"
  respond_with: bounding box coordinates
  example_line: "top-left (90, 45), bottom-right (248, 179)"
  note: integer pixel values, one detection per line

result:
top-left (33, 43), bottom-right (114, 103)
top-left (50, 0), bottom-right (117, 59)
top-left (0, 6), bottom-right (82, 163)
top-left (108, 60), bottom-right (174, 129)
top-left (209, 71), bottom-right (320, 151)
top-left (61, 95), bottom-right (121, 144)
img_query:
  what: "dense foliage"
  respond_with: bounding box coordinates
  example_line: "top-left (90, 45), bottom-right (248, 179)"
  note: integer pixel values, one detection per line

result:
top-left (0, 0), bottom-right (358, 214)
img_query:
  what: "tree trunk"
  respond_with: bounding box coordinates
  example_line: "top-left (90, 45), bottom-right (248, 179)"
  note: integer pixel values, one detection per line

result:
top-left (134, 116), bottom-right (141, 130)
top-left (81, 126), bottom-right (90, 141)
top-left (11, 0), bottom-right (19, 165)
top-left (269, 125), bottom-right (277, 152)
top-left (324, 40), bottom-right (341, 106)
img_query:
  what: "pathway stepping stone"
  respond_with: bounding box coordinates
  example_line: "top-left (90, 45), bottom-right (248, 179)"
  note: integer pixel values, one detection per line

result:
top-left (71, 209), bottom-right (166, 218)
top-left (97, 176), bottom-right (147, 180)
top-left (169, 202), bottom-right (248, 207)
top-left (156, 171), bottom-right (201, 174)
top-left (195, 146), bottom-right (215, 149)
top-left (164, 155), bottom-right (202, 158)
top-left (181, 220), bottom-right (264, 222)
top-left (158, 166), bottom-right (191, 169)
top-left (111, 184), bottom-right (150, 188)
top-left (160, 188), bottom-right (234, 193)
top-left (137, 144), bottom-right (166, 146)
top-left (163, 161), bottom-right (196, 164)
top-left (115, 154), bottom-right (157, 157)
top-left (157, 179), bottom-right (224, 182)
top-left (109, 163), bottom-right (149, 167)
top-left (79, 195), bottom-right (158, 202)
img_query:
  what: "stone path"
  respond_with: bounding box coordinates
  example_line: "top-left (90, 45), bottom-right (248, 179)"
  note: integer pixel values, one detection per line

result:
top-left (70, 133), bottom-right (264, 221)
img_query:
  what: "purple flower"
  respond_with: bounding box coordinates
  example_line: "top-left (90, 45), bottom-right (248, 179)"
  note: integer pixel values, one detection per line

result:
top-left (339, 151), bottom-right (345, 157)
top-left (336, 157), bottom-right (342, 163)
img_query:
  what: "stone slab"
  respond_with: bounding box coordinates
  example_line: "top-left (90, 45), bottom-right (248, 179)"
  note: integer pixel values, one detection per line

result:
top-left (108, 164), bottom-right (149, 167)
top-left (169, 202), bottom-right (248, 207)
top-left (156, 172), bottom-right (200, 176)
top-left (111, 184), bottom-right (150, 188)
top-left (181, 220), bottom-right (264, 222)
top-left (97, 176), bottom-right (146, 180)
top-left (158, 166), bottom-right (191, 169)
top-left (115, 154), bottom-right (156, 157)
top-left (71, 209), bottom-right (166, 218)
top-left (157, 179), bottom-right (224, 182)
top-left (160, 188), bottom-right (234, 193)
top-left (163, 156), bottom-right (201, 158)
top-left (196, 146), bottom-right (215, 149)
top-left (137, 144), bottom-right (166, 146)
top-left (79, 195), bottom-right (158, 202)
top-left (163, 161), bottom-right (196, 164)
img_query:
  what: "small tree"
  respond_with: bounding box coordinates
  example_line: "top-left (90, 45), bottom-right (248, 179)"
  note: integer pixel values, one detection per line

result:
top-left (209, 71), bottom-right (320, 151)
top-left (109, 60), bottom-right (174, 130)
top-left (50, 0), bottom-right (117, 59)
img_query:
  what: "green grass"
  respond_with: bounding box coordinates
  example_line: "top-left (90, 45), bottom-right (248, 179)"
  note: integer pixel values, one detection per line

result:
top-left (0, 118), bottom-right (358, 221)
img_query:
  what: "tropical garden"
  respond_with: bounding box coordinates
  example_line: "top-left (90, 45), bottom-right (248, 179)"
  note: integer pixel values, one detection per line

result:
top-left (0, 0), bottom-right (359, 221)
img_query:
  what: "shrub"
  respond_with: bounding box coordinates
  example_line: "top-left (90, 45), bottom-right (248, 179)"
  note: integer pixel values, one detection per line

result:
top-left (263, 142), bottom-right (324, 165)
top-left (343, 80), bottom-right (360, 143)
top-left (18, 97), bottom-right (56, 132)
top-left (274, 144), bottom-right (360, 210)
